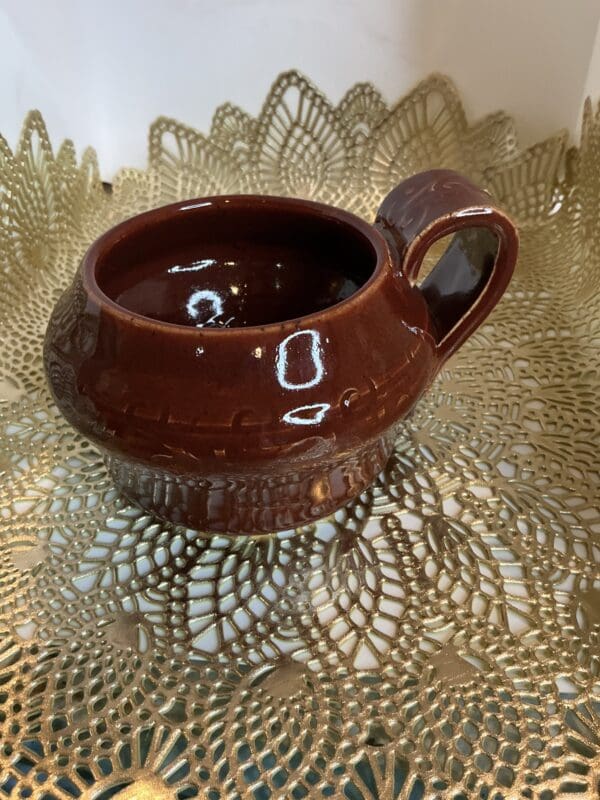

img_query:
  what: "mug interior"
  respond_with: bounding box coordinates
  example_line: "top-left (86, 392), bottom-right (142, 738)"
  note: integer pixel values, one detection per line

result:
top-left (94, 200), bottom-right (378, 328)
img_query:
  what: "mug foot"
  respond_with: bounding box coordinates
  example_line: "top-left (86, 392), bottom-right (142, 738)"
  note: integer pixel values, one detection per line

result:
top-left (105, 436), bottom-right (393, 535)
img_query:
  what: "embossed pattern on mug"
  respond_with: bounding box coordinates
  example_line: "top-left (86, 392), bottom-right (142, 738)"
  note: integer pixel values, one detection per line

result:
top-left (0, 72), bottom-right (599, 798)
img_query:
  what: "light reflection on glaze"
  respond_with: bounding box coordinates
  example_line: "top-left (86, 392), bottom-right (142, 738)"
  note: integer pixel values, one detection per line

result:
top-left (180, 200), bottom-right (213, 211)
top-left (276, 330), bottom-right (324, 390)
top-left (282, 403), bottom-right (330, 426)
top-left (168, 259), bottom-right (217, 273)
top-left (186, 289), bottom-right (224, 325)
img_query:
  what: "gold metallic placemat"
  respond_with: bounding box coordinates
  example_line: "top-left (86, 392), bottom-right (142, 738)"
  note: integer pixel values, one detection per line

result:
top-left (0, 72), bottom-right (598, 799)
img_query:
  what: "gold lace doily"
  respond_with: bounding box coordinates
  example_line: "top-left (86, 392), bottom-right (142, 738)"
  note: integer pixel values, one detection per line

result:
top-left (0, 71), bottom-right (599, 799)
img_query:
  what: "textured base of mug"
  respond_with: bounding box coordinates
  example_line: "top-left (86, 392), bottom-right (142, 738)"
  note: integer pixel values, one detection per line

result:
top-left (104, 436), bottom-right (393, 535)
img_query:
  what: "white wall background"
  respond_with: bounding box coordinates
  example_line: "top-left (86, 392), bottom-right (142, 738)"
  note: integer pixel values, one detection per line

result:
top-left (0, 0), bottom-right (599, 177)
top-left (582, 12), bottom-right (600, 122)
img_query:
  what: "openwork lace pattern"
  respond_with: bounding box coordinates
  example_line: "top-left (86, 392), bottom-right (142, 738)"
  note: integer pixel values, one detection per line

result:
top-left (0, 72), bottom-right (598, 799)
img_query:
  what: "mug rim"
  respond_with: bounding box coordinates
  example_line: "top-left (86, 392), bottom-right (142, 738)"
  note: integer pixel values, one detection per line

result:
top-left (81, 194), bottom-right (393, 337)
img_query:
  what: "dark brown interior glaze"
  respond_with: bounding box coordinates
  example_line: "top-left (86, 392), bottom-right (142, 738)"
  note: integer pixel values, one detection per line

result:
top-left (96, 203), bottom-right (378, 328)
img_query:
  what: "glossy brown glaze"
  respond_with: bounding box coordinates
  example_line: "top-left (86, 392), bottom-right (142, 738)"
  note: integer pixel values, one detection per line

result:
top-left (100, 202), bottom-right (376, 328)
top-left (44, 170), bottom-right (518, 534)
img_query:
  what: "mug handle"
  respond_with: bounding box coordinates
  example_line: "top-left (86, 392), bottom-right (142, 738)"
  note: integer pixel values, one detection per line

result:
top-left (374, 169), bottom-right (519, 364)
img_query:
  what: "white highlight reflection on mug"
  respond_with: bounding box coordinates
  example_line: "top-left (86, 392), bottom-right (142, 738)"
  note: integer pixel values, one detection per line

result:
top-left (282, 403), bottom-right (331, 426)
top-left (169, 258), bottom-right (217, 273)
top-left (276, 330), bottom-right (324, 390)
top-left (186, 289), bottom-right (224, 324)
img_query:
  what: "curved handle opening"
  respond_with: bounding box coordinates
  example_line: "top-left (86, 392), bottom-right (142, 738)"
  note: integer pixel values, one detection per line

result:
top-left (375, 170), bottom-right (518, 364)
top-left (404, 226), bottom-right (499, 341)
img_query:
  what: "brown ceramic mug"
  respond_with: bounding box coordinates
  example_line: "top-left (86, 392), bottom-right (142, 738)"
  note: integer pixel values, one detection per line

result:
top-left (44, 169), bottom-right (518, 534)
